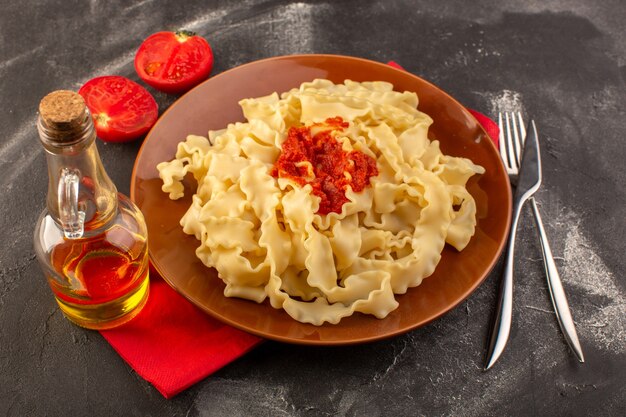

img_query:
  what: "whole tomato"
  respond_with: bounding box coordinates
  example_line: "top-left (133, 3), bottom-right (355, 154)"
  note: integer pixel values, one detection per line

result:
top-left (134, 30), bottom-right (214, 94)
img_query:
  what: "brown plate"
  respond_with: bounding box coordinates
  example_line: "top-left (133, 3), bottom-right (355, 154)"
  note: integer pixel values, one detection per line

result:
top-left (131, 54), bottom-right (512, 345)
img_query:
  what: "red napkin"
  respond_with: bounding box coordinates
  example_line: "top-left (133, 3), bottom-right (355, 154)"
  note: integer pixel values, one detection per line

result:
top-left (99, 61), bottom-right (499, 400)
top-left (100, 268), bottom-right (262, 398)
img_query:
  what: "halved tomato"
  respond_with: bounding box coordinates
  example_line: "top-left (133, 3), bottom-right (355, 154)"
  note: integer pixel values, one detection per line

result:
top-left (134, 30), bottom-right (214, 94)
top-left (78, 76), bottom-right (158, 143)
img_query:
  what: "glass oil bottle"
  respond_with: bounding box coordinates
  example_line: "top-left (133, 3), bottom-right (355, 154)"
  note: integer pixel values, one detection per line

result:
top-left (33, 90), bottom-right (150, 329)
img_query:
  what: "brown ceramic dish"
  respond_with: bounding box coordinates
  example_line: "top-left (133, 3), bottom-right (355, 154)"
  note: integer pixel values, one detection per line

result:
top-left (131, 54), bottom-right (512, 345)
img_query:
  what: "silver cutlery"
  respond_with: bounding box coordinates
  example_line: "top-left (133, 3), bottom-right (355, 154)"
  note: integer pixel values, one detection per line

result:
top-left (484, 115), bottom-right (542, 370)
top-left (488, 113), bottom-right (585, 367)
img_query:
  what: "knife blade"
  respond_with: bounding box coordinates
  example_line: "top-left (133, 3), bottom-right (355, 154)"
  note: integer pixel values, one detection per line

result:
top-left (484, 120), bottom-right (542, 370)
top-left (514, 121), bottom-right (542, 203)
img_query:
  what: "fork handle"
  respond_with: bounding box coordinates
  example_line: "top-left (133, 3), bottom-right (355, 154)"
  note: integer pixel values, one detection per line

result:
top-left (529, 197), bottom-right (585, 362)
top-left (484, 198), bottom-right (524, 370)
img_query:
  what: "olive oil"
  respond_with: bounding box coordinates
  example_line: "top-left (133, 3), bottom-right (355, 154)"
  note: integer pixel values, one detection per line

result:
top-left (34, 91), bottom-right (149, 329)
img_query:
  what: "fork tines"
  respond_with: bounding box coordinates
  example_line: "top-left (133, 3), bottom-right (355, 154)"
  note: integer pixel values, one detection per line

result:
top-left (498, 112), bottom-right (526, 175)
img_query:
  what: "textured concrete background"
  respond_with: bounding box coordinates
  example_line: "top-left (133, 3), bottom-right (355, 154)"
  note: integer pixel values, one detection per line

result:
top-left (1, 0), bottom-right (624, 416)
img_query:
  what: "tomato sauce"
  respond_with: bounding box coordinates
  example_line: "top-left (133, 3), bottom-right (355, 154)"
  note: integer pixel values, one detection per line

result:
top-left (271, 117), bottom-right (378, 215)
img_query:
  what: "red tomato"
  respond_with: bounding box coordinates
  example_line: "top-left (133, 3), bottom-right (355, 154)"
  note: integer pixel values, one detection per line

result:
top-left (78, 76), bottom-right (158, 143)
top-left (134, 30), bottom-right (214, 94)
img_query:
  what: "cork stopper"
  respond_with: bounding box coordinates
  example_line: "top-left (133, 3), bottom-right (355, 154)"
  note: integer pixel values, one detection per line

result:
top-left (39, 91), bottom-right (89, 141)
top-left (39, 90), bottom-right (86, 127)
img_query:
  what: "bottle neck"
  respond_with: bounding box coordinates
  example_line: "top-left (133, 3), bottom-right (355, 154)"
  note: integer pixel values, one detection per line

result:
top-left (39, 116), bottom-right (118, 236)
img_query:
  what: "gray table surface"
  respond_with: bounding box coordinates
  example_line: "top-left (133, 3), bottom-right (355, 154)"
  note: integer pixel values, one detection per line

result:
top-left (1, 0), bottom-right (624, 416)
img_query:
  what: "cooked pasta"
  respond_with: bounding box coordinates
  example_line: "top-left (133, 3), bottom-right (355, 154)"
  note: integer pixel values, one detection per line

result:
top-left (157, 79), bottom-right (484, 325)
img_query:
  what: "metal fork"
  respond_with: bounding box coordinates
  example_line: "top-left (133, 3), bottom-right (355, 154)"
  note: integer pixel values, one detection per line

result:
top-left (497, 112), bottom-right (584, 363)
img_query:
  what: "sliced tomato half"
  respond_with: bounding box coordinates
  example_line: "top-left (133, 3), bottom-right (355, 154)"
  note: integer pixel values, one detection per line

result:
top-left (78, 76), bottom-right (158, 143)
top-left (134, 30), bottom-right (214, 94)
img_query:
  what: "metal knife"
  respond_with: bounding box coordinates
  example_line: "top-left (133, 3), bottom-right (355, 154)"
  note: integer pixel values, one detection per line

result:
top-left (529, 197), bottom-right (585, 362)
top-left (484, 120), bottom-right (542, 370)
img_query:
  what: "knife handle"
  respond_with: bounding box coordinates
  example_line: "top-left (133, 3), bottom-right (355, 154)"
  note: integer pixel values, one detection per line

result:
top-left (529, 197), bottom-right (584, 362)
top-left (484, 198), bottom-right (525, 370)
